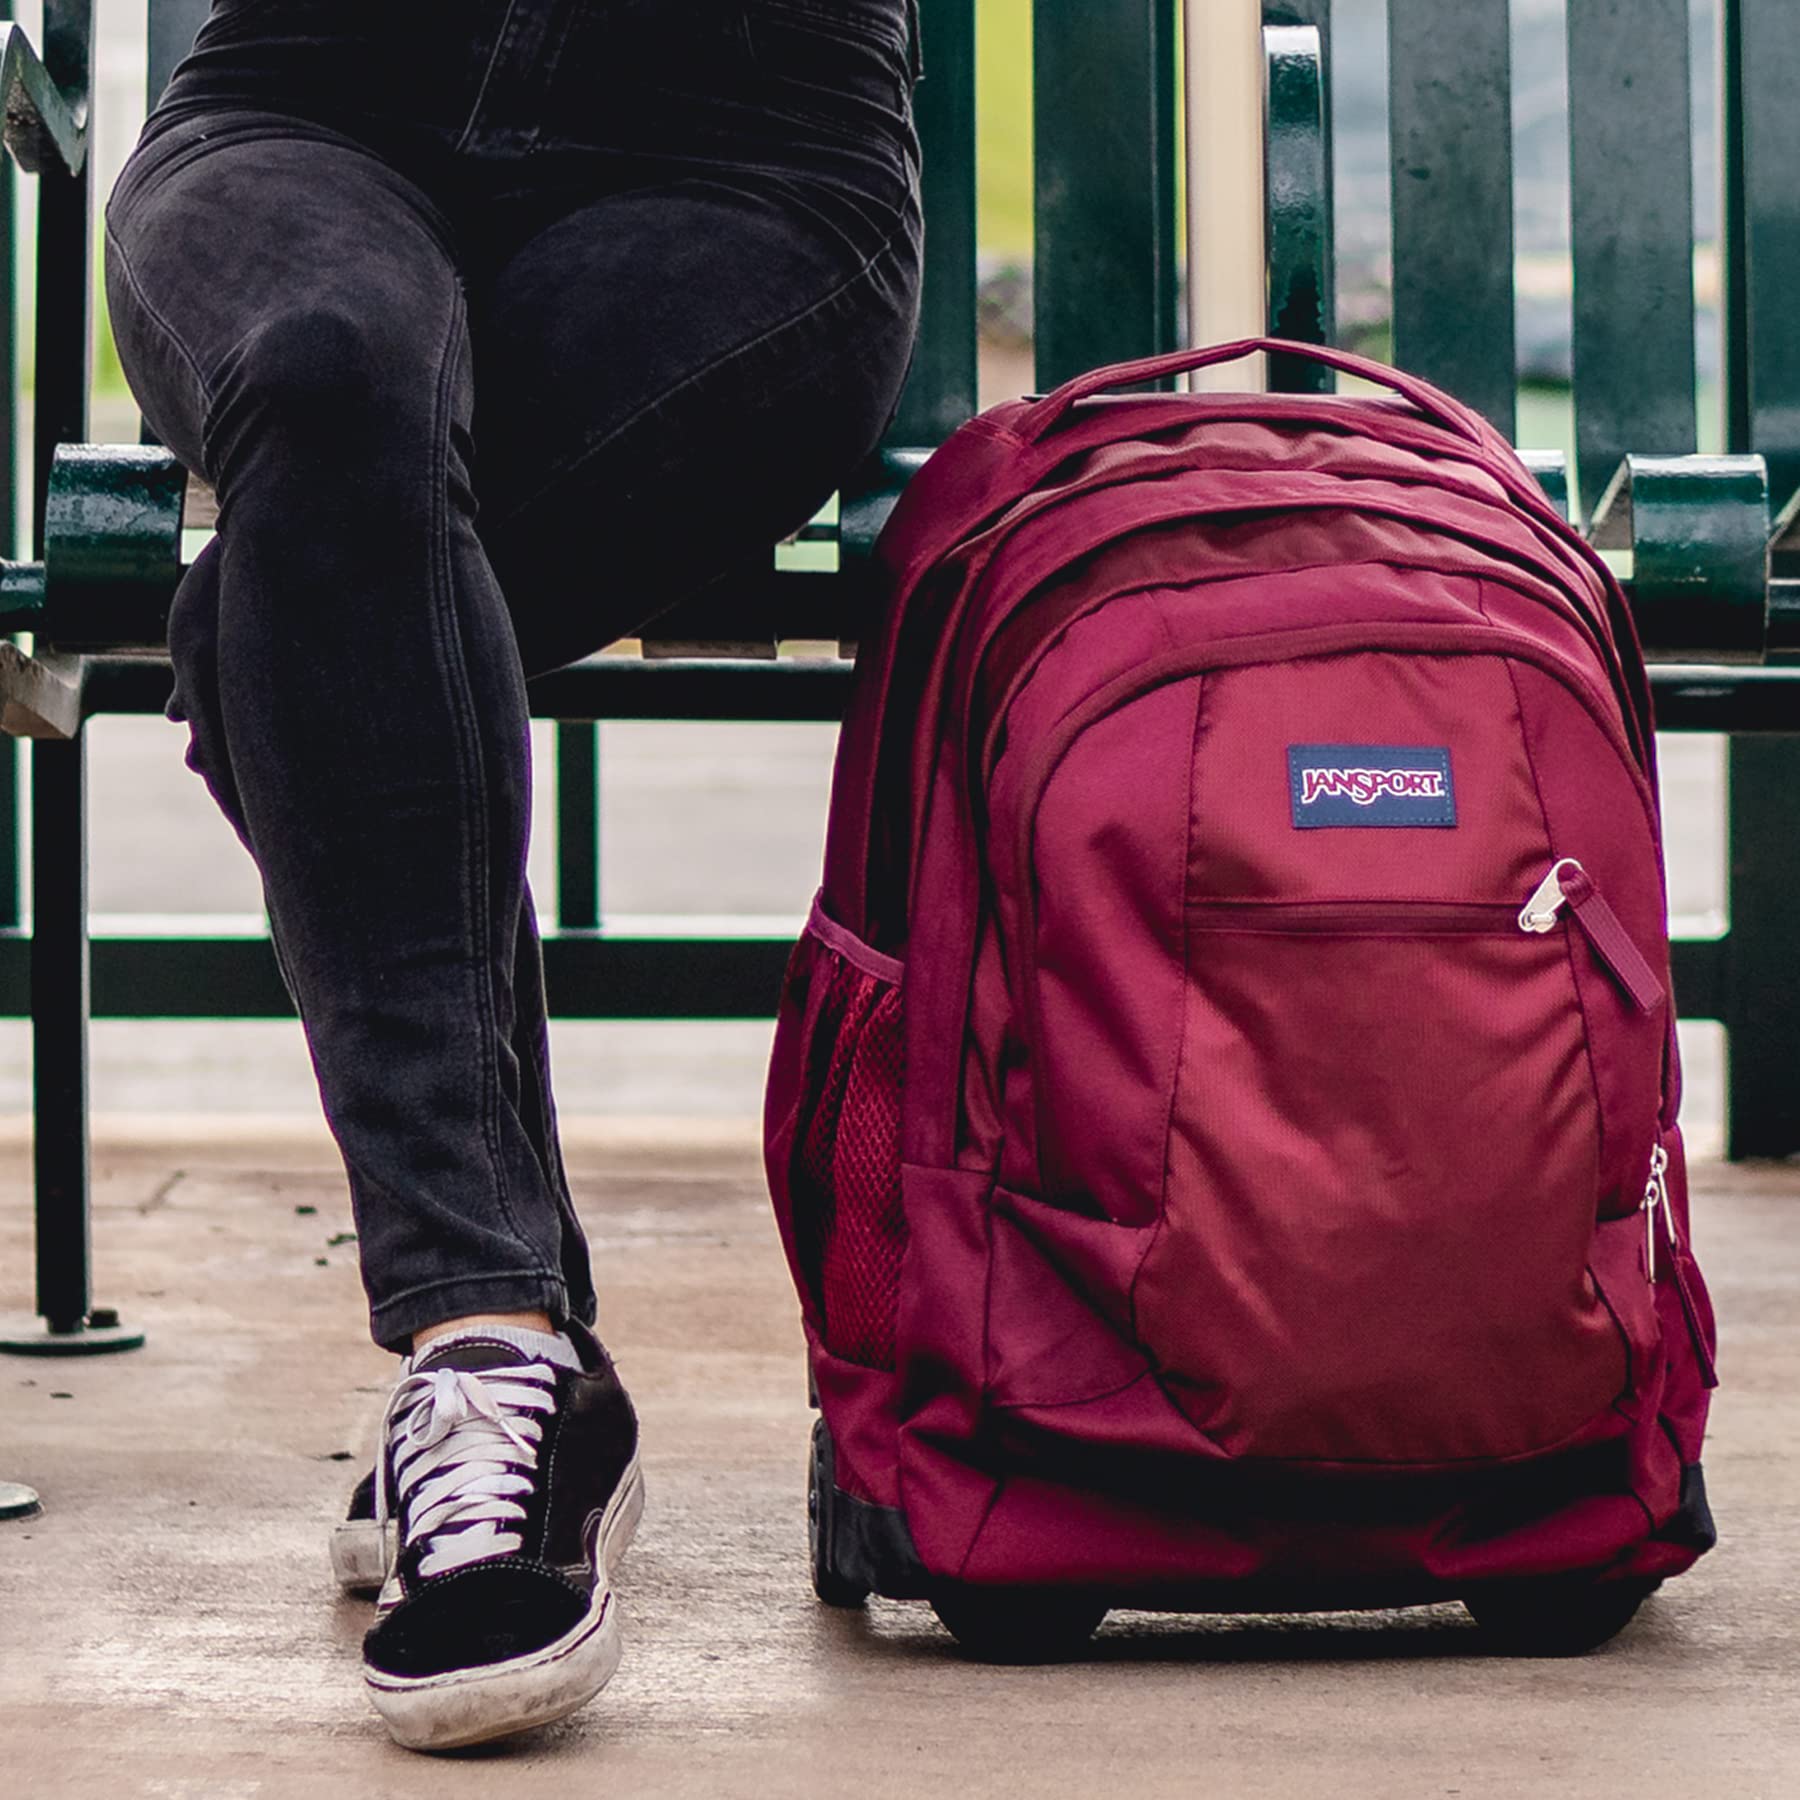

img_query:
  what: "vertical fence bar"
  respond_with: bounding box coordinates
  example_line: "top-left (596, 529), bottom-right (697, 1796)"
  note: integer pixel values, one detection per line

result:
top-left (0, 5), bottom-right (17, 930)
top-left (33, 0), bottom-right (95, 546)
top-left (1262, 23), bottom-right (1333, 391)
top-left (0, 2), bottom-right (12, 549)
top-left (1386, 0), bottom-right (1516, 437)
top-left (1033, 0), bottom-right (1180, 389)
top-left (556, 722), bottom-right (600, 931)
top-left (1725, 737), bottom-right (1800, 1159)
top-left (1567, 0), bottom-right (1696, 520)
top-left (1720, 0), bottom-right (1800, 513)
top-left (31, 733), bottom-right (89, 1332)
top-left (1718, 0), bottom-right (1800, 1161)
top-left (1263, 7), bottom-right (1335, 143)
top-left (1264, 0), bottom-right (1334, 352)
top-left (888, 0), bottom-right (976, 446)
top-left (30, 2), bottom-right (101, 1338)
top-left (148, 0), bottom-right (210, 103)
top-left (136, 2), bottom-right (210, 448)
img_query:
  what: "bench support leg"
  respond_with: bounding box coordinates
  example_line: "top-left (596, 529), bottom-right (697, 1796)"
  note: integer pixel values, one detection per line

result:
top-left (556, 722), bottom-right (600, 930)
top-left (0, 732), bottom-right (143, 1355)
top-left (1724, 734), bottom-right (1800, 1160)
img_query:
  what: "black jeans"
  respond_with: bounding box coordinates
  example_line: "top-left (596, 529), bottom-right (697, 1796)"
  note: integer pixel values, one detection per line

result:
top-left (104, 0), bottom-right (923, 1350)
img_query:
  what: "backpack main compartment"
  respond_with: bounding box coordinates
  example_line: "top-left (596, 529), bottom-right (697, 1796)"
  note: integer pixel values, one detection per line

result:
top-left (763, 342), bottom-right (1718, 1612)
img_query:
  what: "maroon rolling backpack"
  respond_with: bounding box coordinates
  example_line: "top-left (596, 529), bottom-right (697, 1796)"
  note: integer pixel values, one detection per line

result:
top-left (764, 339), bottom-right (1718, 1658)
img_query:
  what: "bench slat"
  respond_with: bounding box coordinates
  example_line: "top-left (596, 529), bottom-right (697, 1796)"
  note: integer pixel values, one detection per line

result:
top-left (148, 0), bottom-right (208, 106)
top-left (1387, 0), bottom-right (1516, 437)
top-left (1263, 23), bottom-right (1333, 390)
top-left (1568, 0), bottom-right (1698, 520)
top-left (1032, 0), bottom-right (1180, 390)
top-left (888, 0), bottom-right (977, 445)
top-left (1723, 0), bottom-right (1800, 513)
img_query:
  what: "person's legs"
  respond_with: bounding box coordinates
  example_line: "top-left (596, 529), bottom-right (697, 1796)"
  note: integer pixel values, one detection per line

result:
top-left (349, 138), bottom-right (917, 1751)
top-left (107, 118), bottom-right (637, 1749)
top-left (102, 0), bottom-right (921, 1750)
top-left (106, 120), bottom-right (594, 1350)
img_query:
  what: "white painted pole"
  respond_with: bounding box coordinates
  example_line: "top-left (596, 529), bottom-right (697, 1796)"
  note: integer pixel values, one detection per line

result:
top-left (1185, 0), bottom-right (1266, 390)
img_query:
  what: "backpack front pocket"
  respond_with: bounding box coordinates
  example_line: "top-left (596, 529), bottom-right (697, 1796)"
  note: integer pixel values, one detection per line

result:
top-left (1133, 898), bottom-right (1628, 1466)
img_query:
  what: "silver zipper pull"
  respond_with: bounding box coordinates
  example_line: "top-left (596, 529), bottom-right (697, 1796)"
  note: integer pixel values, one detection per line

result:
top-left (1519, 857), bottom-right (1585, 933)
top-left (1642, 1144), bottom-right (1670, 1281)
top-left (1636, 1145), bottom-right (1719, 1389)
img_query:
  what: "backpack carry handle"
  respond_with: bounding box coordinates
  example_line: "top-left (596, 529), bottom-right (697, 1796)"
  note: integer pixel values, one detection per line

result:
top-left (1021, 336), bottom-right (1493, 450)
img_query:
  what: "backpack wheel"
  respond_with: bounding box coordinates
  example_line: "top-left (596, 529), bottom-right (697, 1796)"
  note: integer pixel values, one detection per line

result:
top-left (1464, 1575), bottom-right (1660, 1656)
top-left (928, 1584), bottom-right (1108, 1663)
top-left (808, 1419), bottom-right (871, 1608)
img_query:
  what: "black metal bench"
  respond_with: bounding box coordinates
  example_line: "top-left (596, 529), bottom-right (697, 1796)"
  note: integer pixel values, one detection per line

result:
top-left (0, 0), bottom-right (1796, 1355)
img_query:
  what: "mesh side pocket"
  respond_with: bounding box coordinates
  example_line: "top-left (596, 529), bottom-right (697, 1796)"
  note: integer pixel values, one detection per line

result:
top-left (790, 947), bottom-right (906, 1369)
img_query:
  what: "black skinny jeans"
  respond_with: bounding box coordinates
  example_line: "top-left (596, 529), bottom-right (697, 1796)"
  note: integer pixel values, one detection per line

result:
top-left (104, 0), bottom-right (923, 1349)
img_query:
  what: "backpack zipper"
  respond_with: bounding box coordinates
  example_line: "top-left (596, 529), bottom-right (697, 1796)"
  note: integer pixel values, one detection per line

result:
top-left (1517, 857), bottom-right (1665, 1013)
top-left (1188, 899), bottom-right (1519, 933)
top-left (1642, 1145), bottom-right (1670, 1282)
top-left (1640, 1143), bottom-right (1720, 1388)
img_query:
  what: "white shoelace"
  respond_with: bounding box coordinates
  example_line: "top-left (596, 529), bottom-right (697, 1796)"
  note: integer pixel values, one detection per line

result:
top-left (377, 1361), bottom-right (559, 1580)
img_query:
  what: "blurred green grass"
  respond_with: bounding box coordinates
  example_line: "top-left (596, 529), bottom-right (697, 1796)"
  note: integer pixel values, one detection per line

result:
top-left (978, 0), bottom-right (1033, 259)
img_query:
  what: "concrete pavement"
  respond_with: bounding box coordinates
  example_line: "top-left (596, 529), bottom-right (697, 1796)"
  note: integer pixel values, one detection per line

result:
top-left (2, 1121), bottom-right (1795, 1798)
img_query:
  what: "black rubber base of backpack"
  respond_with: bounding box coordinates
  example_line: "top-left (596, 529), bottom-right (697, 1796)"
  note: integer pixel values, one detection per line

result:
top-left (926, 1583), bottom-right (1110, 1663)
top-left (1461, 1575), bottom-right (1661, 1656)
top-left (808, 1417), bottom-right (875, 1609)
top-left (808, 1418), bottom-right (1666, 1659)
top-left (808, 1417), bottom-right (1107, 1657)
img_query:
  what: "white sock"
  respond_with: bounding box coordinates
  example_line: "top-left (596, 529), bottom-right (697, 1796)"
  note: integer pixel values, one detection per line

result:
top-left (413, 1323), bottom-right (583, 1372)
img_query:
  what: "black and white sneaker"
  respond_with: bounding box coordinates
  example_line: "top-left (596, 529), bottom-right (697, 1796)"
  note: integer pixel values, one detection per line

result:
top-left (360, 1324), bottom-right (643, 1752)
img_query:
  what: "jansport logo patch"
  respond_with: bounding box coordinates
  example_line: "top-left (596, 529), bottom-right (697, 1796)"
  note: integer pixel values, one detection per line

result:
top-left (1288, 745), bottom-right (1457, 829)
top-left (1300, 765), bottom-right (1448, 807)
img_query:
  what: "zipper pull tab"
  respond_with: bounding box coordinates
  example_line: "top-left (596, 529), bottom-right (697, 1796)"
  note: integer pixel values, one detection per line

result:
top-left (1642, 1144), bottom-right (1670, 1281)
top-left (1639, 1141), bottom-right (1720, 1389)
top-left (1519, 858), bottom-right (1583, 933)
top-left (1517, 857), bottom-right (1666, 1014)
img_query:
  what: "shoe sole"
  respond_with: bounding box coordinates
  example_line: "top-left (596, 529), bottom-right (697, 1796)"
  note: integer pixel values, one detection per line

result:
top-left (364, 1454), bottom-right (645, 1752)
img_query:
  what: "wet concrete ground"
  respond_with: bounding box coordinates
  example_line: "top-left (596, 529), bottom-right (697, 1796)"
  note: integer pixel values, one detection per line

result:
top-left (2, 1121), bottom-right (1795, 1798)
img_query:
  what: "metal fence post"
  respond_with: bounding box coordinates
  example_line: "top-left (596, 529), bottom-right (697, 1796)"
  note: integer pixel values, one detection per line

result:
top-left (0, 5), bottom-right (17, 931)
top-left (1724, 737), bottom-right (1800, 1158)
top-left (1387, 0), bottom-right (1516, 436)
top-left (1718, 0), bottom-right (1800, 1159)
top-left (1035, 0), bottom-right (1181, 390)
top-left (0, 0), bottom-right (143, 1353)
